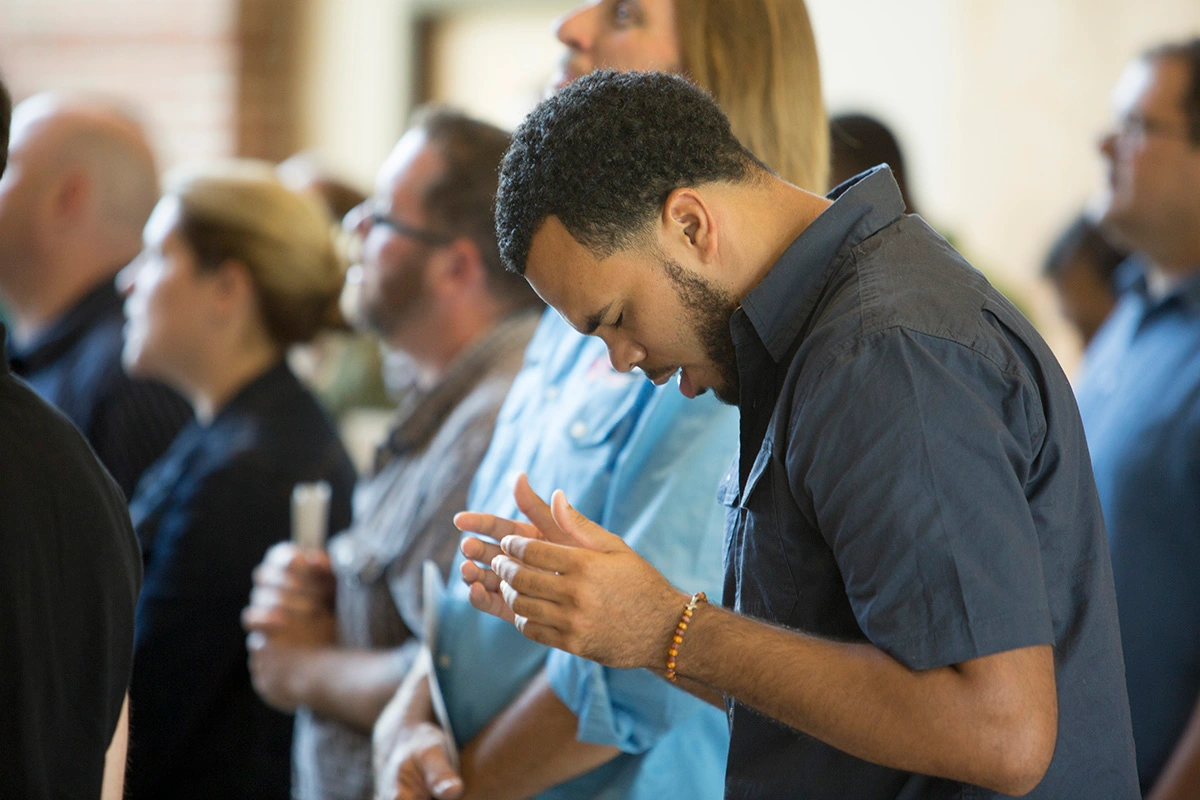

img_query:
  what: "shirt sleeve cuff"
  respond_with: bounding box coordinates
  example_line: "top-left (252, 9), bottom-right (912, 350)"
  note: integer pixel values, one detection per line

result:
top-left (546, 649), bottom-right (711, 754)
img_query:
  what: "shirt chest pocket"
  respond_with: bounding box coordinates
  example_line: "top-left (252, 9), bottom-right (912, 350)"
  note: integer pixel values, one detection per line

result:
top-left (721, 440), bottom-right (801, 623)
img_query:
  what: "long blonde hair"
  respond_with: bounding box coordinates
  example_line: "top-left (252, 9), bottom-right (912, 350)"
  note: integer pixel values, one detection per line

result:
top-left (167, 161), bottom-right (345, 347)
top-left (675, 0), bottom-right (829, 193)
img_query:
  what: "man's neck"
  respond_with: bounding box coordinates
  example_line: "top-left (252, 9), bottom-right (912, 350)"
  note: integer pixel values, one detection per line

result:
top-left (389, 299), bottom-right (509, 388)
top-left (1138, 214), bottom-right (1200, 287)
top-left (3, 256), bottom-right (127, 345)
top-left (727, 179), bottom-right (832, 303)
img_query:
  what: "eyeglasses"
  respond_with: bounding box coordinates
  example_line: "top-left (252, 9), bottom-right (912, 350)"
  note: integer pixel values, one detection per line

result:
top-left (343, 201), bottom-right (456, 246)
top-left (1110, 113), bottom-right (1193, 145)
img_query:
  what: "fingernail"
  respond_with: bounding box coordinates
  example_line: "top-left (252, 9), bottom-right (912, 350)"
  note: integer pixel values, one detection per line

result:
top-left (433, 778), bottom-right (462, 795)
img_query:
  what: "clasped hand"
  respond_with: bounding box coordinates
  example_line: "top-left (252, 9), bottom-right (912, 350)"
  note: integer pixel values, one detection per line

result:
top-left (241, 541), bottom-right (338, 711)
top-left (453, 474), bottom-right (687, 671)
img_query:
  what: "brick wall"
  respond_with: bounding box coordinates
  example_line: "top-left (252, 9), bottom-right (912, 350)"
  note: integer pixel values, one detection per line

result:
top-left (0, 0), bottom-right (304, 170)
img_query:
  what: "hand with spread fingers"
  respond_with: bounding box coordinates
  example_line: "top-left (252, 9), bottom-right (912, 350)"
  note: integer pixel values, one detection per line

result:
top-left (453, 475), bottom-right (688, 671)
top-left (453, 473), bottom-right (574, 625)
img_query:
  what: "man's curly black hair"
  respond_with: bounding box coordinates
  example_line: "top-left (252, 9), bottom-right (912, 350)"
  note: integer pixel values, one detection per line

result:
top-left (495, 70), bottom-right (766, 275)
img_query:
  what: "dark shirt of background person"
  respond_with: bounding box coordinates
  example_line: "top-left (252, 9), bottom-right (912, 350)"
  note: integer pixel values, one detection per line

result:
top-left (1042, 213), bottom-right (1129, 347)
top-left (6, 280), bottom-right (194, 498)
top-left (120, 163), bottom-right (357, 800)
top-left (830, 112), bottom-right (917, 210)
top-left (0, 94), bottom-right (192, 498)
top-left (0, 74), bottom-right (142, 800)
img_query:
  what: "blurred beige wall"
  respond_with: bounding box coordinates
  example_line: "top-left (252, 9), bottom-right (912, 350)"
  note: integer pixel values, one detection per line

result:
top-left (295, 0), bottom-right (415, 190)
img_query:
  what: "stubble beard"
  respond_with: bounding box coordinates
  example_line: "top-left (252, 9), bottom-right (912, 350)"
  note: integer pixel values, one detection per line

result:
top-left (659, 257), bottom-right (741, 406)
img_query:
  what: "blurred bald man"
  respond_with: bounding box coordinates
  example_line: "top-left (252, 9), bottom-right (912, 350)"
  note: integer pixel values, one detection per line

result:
top-left (0, 78), bottom-right (142, 800)
top-left (0, 94), bottom-right (191, 498)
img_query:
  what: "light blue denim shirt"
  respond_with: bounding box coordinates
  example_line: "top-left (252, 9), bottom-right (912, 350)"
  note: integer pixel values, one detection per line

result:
top-left (1074, 263), bottom-right (1200, 791)
top-left (435, 309), bottom-right (737, 799)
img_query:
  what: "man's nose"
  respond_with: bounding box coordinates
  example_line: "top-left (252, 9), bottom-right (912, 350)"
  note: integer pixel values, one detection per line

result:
top-left (554, 3), bottom-right (597, 52)
top-left (605, 337), bottom-right (646, 374)
top-left (342, 203), bottom-right (370, 237)
top-left (1098, 131), bottom-right (1117, 159)
top-left (115, 260), bottom-right (140, 298)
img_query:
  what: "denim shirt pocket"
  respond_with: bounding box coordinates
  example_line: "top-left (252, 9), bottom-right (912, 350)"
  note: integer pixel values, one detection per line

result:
top-left (563, 379), bottom-right (646, 449)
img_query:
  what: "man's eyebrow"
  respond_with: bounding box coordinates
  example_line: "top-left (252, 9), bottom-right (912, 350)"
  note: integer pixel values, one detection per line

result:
top-left (582, 302), bottom-right (615, 335)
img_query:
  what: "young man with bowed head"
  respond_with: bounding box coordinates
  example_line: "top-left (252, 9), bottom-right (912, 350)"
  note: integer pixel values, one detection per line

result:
top-left (1075, 38), bottom-right (1200, 798)
top-left (0, 75), bottom-right (141, 800)
top-left (457, 70), bottom-right (1140, 799)
top-left (370, 2), bottom-right (829, 799)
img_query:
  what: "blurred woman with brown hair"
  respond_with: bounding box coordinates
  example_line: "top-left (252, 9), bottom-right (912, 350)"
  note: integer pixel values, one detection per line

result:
top-left (119, 162), bottom-right (357, 800)
top-left (555, 0), bottom-right (828, 192)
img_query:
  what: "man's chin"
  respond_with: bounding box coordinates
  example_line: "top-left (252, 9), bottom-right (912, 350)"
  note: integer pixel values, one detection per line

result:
top-left (1096, 207), bottom-right (1143, 252)
top-left (713, 384), bottom-right (739, 406)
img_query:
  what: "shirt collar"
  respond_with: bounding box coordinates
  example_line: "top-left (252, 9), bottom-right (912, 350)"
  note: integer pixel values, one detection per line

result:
top-left (211, 360), bottom-right (295, 424)
top-left (1118, 256), bottom-right (1200, 313)
top-left (739, 166), bottom-right (907, 363)
top-left (5, 278), bottom-right (123, 371)
top-left (374, 308), bottom-right (540, 471)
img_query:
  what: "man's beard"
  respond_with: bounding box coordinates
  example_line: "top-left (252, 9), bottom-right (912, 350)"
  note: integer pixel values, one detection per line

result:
top-left (361, 250), bottom-right (428, 340)
top-left (659, 257), bottom-right (741, 405)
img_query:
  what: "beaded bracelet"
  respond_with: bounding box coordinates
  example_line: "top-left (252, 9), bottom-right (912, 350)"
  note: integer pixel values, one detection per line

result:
top-left (665, 591), bottom-right (707, 683)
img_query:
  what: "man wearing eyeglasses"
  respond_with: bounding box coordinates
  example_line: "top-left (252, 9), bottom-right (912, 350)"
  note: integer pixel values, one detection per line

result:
top-left (240, 107), bottom-right (542, 800)
top-left (1075, 38), bottom-right (1200, 799)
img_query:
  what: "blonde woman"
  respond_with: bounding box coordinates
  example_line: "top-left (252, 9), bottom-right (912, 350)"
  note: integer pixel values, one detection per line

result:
top-left (119, 163), bottom-right (357, 800)
top-left (371, 3), bottom-right (831, 800)
top-left (554, 0), bottom-right (828, 190)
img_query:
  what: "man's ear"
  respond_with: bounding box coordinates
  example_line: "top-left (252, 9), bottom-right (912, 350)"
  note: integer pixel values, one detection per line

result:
top-left (429, 237), bottom-right (487, 298)
top-left (661, 188), bottom-right (718, 265)
top-left (51, 167), bottom-right (91, 226)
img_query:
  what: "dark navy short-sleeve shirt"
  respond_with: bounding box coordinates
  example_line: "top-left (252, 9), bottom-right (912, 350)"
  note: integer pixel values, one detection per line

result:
top-left (6, 279), bottom-right (192, 499)
top-left (721, 167), bottom-right (1138, 799)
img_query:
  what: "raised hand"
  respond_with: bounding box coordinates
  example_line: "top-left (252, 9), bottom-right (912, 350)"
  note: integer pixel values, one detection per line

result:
top-left (485, 488), bottom-right (688, 671)
top-left (453, 474), bottom-right (574, 624)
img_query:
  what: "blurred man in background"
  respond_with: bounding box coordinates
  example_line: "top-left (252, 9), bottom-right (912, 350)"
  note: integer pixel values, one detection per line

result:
top-left (0, 74), bottom-right (142, 800)
top-left (1075, 37), bottom-right (1200, 798)
top-left (242, 108), bottom-right (542, 800)
top-left (0, 93), bottom-right (191, 498)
